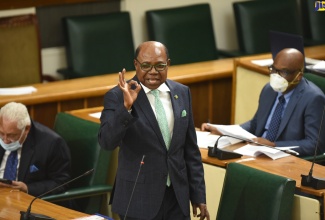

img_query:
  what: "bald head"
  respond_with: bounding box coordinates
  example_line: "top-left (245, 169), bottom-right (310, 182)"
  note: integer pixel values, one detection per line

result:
top-left (274, 48), bottom-right (304, 72)
top-left (134, 41), bottom-right (169, 60)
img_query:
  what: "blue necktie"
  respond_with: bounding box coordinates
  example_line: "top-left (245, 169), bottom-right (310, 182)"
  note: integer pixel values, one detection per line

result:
top-left (4, 150), bottom-right (18, 180)
top-left (151, 89), bottom-right (171, 186)
top-left (266, 95), bottom-right (286, 142)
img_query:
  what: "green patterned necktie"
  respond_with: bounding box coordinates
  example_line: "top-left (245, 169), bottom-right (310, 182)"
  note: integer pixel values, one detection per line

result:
top-left (151, 89), bottom-right (171, 186)
top-left (151, 89), bottom-right (171, 149)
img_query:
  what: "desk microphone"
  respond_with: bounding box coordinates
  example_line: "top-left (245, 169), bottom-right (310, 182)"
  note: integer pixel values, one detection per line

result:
top-left (20, 168), bottom-right (95, 220)
top-left (301, 106), bottom-right (325, 190)
top-left (208, 135), bottom-right (246, 160)
top-left (124, 155), bottom-right (145, 220)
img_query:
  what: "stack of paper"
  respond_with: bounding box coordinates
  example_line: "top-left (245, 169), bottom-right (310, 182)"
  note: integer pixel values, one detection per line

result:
top-left (234, 144), bottom-right (290, 160)
top-left (208, 124), bottom-right (257, 144)
top-left (0, 86), bottom-right (37, 95)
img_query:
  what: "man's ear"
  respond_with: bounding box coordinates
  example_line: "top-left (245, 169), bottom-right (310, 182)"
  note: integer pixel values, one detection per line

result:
top-left (298, 72), bottom-right (303, 81)
top-left (25, 125), bottom-right (31, 134)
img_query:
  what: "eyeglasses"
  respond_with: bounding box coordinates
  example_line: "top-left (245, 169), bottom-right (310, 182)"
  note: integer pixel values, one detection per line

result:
top-left (135, 59), bottom-right (168, 72)
top-left (0, 127), bottom-right (25, 143)
top-left (268, 65), bottom-right (301, 78)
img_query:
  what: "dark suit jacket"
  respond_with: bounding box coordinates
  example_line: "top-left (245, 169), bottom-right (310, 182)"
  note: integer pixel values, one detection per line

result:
top-left (0, 121), bottom-right (71, 196)
top-left (98, 77), bottom-right (206, 219)
top-left (241, 78), bottom-right (325, 156)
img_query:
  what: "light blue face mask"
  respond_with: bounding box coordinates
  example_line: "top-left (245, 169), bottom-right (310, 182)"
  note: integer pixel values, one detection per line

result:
top-left (0, 127), bottom-right (25, 152)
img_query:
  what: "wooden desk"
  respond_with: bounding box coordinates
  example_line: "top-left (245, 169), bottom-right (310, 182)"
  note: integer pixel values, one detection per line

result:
top-left (0, 58), bottom-right (233, 129)
top-left (0, 188), bottom-right (88, 219)
top-left (232, 44), bottom-right (325, 124)
top-left (67, 107), bottom-right (325, 220)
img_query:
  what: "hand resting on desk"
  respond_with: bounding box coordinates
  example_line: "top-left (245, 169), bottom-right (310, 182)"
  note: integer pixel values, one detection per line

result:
top-left (0, 180), bottom-right (28, 193)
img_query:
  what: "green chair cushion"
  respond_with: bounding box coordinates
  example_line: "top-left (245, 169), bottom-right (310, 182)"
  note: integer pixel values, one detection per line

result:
top-left (42, 112), bottom-right (113, 214)
top-left (42, 185), bottom-right (113, 202)
top-left (233, 1), bottom-right (302, 55)
top-left (62, 12), bottom-right (135, 79)
top-left (217, 163), bottom-right (296, 220)
top-left (146, 4), bottom-right (219, 65)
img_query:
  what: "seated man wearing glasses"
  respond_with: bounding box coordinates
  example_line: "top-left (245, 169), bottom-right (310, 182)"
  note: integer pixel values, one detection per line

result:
top-left (202, 48), bottom-right (325, 156)
top-left (0, 102), bottom-right (71, 197)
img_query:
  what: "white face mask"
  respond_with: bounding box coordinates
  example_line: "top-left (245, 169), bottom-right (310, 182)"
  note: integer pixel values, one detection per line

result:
top-left (270, 73), bottom-right (300, 93)
top-left (270, 74), bottom-right (289, 93)
top-left (0, 127), bottom-right (25, 152)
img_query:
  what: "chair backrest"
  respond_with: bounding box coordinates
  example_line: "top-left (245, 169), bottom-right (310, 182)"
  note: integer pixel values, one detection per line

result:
top-left (300, 0), bottom-right (325, 45)
top-left (0, 14), bottom-right (42, 87)
top-left (304, 72), bottom-right (325, 94)
top-left (216, 163), bottom-right (296, 220)
top-left (146, 4), bottom-right (219, 65)
top-left (63, 12), bottom-right (135, 79)
top-left (53, 112), bottom-right (112, 188)
top-left (233, 1), bottom-right (302, 55)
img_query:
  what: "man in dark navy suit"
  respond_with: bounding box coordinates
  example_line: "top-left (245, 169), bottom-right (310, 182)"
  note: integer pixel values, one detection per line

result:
top-left (0, 102), bottom-right (70, 196)
top-left (98, 41), bottom-right (209, 220)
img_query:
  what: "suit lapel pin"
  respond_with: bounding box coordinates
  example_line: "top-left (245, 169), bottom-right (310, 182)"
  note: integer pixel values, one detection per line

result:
top-left (174, 95), bottom-right (178, 99)
top-left (181, 110), bottom-right (187, 117)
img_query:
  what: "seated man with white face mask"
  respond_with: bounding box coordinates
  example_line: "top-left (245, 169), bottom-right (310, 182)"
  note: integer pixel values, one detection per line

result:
top-left (202, 48), bottom-right (325, 157)
top-left (0, 102), bottom-right (71, 196)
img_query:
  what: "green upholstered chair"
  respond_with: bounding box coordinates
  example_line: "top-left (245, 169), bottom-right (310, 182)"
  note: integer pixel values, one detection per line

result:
top-left (59, 12), bottom-right (135, 79)
top-left (42, 112), bottom-right (113, 214)
top-left (302, 73), bottom-right (325, 165)
top-left (146, 4), bottom-right (238, 66)
top-left (216, 163), bottom-right (296, 220)
top-left (233, 1), bottom-right (302, 55)
top-left (300, 0), bottom-right (325, 45)
top-left (0, 14), bottom-right (55, 87)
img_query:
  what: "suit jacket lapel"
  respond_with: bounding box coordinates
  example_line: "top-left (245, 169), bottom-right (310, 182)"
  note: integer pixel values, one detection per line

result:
top-left (167, 81), bottom-right (181, 151)
top-left (277, 79), bottom-right (305, 137)
top-left (256, 91), bottom-right (277, 136)
top-left (133, 78), bottom-right (167, 150)
top-left (18, 131), bottom-right (34, 181)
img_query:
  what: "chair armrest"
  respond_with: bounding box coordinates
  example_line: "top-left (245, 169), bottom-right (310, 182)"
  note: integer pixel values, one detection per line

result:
top-left (304, 38), bottom-right (325, 47)
top-left (57, 68), bottom-right (80, 79)
top-left (217, 49), bottom-right (248, 58)
top-left (301, 154), bottom-right (325, 165)
top-left (42, 184), bottom-right (113, 202)
top-left (42, 74), bottom-right (60, 82)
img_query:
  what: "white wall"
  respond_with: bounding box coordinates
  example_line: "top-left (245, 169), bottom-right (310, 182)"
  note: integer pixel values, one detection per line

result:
top-left (0, 0), bottom-right (247, 78)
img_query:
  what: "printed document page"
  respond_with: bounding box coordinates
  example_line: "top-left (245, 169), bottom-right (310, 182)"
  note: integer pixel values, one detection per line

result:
top-left (208, 124), bottom-right (257, 144)
top-left (234, 144), bottom-right (290, 160)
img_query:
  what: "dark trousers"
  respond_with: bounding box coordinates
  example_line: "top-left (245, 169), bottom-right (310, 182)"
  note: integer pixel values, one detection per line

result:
top-left (119, 185), bottom-right (190, 220)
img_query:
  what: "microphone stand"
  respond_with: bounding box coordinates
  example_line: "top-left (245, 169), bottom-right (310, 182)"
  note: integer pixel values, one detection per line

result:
top-left (301, 106), bottom-right (325, 190)
top-left (20, 168), bottom-right (94, 220)
top-left (208, 135), bottom-right (244, 160)
top-left (124, 155), bottom-right (145, 220)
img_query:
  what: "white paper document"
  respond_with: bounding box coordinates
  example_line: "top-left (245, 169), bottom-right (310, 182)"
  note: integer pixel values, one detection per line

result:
top-left (89, 112), bottom-right (101, 119)
top-left (251, 58), bottom-right (273, 67)
top-left (0, 86), bottom-right (37, 95)
top-left (208, 124), bottom-right (257, 144)
top-left (196, 131), bottom-right (232, 149)
top-left (73, 215), bottom-right (105, 220)
top-left (305, 57), bottom-right (322, 65)
top-left (312, 60), bottom-right (325, 70)
top-left (234, 144), bottom-right (290, 160)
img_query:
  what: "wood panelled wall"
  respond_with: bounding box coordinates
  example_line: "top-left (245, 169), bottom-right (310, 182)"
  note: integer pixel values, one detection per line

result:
top-left (0, 0), bottom-right (114, 10)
